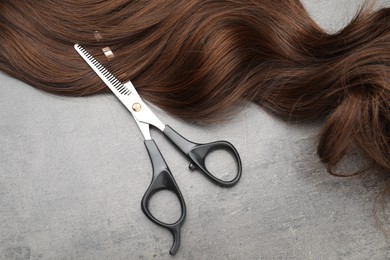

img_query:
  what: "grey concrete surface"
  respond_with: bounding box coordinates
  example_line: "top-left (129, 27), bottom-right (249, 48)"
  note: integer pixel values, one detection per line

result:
top-left (1, 1), bottom-right (390, 259)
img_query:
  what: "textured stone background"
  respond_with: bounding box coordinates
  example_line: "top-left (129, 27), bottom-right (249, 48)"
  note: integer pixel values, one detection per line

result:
top-left (1, 1), bottom-right (390, 259)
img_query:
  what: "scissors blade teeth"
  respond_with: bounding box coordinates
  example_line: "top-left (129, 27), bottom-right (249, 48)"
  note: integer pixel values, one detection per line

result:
top-left (74, 43), bottom-right (131, 96)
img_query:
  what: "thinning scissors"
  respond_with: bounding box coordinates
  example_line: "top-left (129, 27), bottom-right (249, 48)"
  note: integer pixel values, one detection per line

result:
top-left (74, 44), bottom-right (242, 255)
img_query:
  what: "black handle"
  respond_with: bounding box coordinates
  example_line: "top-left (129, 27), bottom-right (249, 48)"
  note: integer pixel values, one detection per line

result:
top-left (163, 125), bottom-right (242, 187)
top-left (141, 140), bottom-right (186, 255)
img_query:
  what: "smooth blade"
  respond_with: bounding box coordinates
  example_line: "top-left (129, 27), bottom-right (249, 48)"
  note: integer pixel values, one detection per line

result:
top-left (74, 43), bottom-right (131, 96)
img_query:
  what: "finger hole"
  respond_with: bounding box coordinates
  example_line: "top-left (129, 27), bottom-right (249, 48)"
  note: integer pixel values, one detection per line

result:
top-left (204, 147), bottom-right (238, 182)
top-left (148, 190), bottom-right (182, 225)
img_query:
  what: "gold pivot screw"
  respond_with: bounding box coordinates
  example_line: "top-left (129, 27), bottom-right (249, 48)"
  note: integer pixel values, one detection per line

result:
top-left (132, 102), bottom-right (141, 112)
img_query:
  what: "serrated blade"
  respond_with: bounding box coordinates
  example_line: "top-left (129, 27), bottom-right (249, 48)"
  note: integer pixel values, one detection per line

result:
top-left (73, 43), bottom-right (165, 136)
top-left (74, 43), bottom-right (131, 96)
